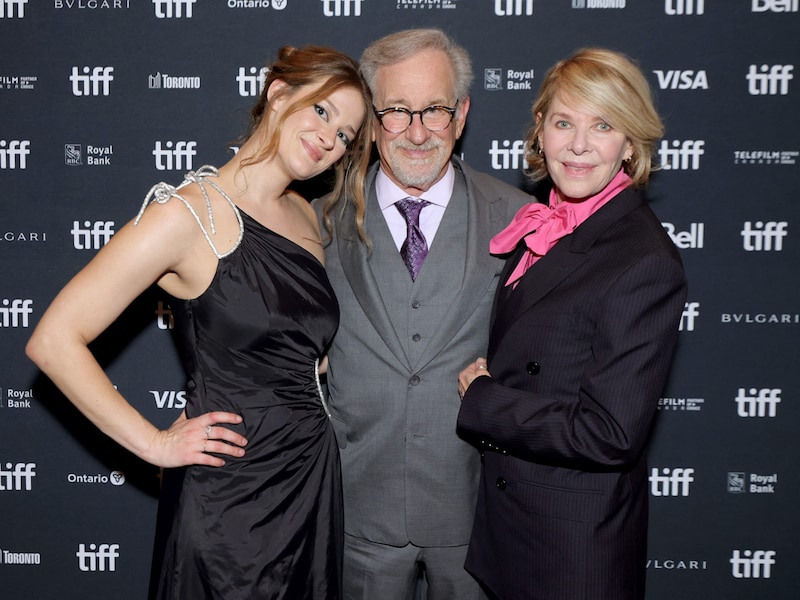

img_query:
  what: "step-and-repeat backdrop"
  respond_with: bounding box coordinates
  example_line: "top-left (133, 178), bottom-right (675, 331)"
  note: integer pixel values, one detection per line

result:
top-left (1, 2), bottom-right (797, 599)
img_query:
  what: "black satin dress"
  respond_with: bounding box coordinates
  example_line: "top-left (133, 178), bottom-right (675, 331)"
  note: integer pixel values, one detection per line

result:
top-left (150, 210), bottom-right (342, 599)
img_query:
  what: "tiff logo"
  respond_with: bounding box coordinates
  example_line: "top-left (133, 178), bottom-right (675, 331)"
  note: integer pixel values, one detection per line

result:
top-left (0, 462), bottom-right (36, 490)
top-left (321, 0), bottom-right (362, 16)
top-left (752, 0), bottom-right (799, 11)
top-left (495, 0), bottom-right (534, 15)
top-left (489, 140), bottom-right (526, 170)
top-left (0, 299), bottom-right (33, 328)
top-left (156, 301), bottom-right (174, 330)
top-left (679, 301), bottom-right (699, 331)
top-left (153, 0), bottom-right (195, 18)
top-left (747, 64), bottom-right (794, 95)
top-left (76, 543), bottom-right (119, 572)
top-left (0, 140), bottom-right (30, 169)
top-left (70, 66), bottom-right (114, 97)
top-left (0, 0), bottom-right (26, 17)
top-left (153, 141), bottom-right (196, 171)
top-left (730, 550), bottom-right (776, 578)
top-left (72, 221), bottom-right (115, 250)
top-left (741, 221), bottom-right (788, 251)
top-left (658, 140), bottom-right (704, 170)
top-left (237, 67), bottom-right (269, 97)
top-left (735, 388), bottom-right (781, 417)
top-left (650, 467), bottom-right (694, 496)
top-left (665, 0), bottom-right (704, 14)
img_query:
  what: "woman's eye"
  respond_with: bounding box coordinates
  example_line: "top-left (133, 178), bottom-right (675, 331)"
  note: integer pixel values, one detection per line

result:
top-left (337, 131), bottom-right (351, 147)
top-left (556, 120), bottom-right (570, 128)
top-left (597, 122), bottom-right (611, 131)
top-left (314, 104), bottom-right (328, 120)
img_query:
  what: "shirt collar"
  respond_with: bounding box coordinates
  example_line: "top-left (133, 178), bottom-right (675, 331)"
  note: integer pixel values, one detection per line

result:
top-left (376, 161), bottom-right (455, 210)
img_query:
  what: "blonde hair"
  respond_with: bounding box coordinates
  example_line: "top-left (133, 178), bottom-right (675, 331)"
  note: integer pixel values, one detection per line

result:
top-left (526, 48), bottom-right (664, 187)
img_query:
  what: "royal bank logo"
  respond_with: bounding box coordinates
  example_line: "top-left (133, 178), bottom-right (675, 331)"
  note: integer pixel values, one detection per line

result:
top-left (650, 467), bottom-right (694, 497)
top-left (72, 221), bottom-right (114, 250)
top-left (665, 0), bottom-right (704, 14)
top-left (3, 387), bottom-right (35, 409)
top-left (741, 220), bottom-right (788, 251)
top-left (397, 0), bottom-right (458, 8)
top-left (489, 139), bottom-right (526, 170)
top-left (237, 67), bottom-right (269, 97)
top-left (658, 140), bottom-right (704, 170)
top-left (0, 300), bottom-right (33, 328)
top-left (734, 150), bottom-right (798, 165)
top-left (70, 66), bottom-right (114, 96)
top-left (156, 301), bottom-right (174, 330)
top-left (653, 69), bottom-right (708, 90)
top-left (0, 462), bottom-right (36, 490)
top-left (321, 0), bottom-right (362, 16)
top-left (0, 140), bottom-right (30, 169)
top-left (483, 68), bottom-right (534, 91)
top-left (153, 0), bottom-right (195, 18)
top-left (662, 222), bottom-right (704, 249)
top-left (65, 144), bottom-right (82, 166)
top-left (679, 301), bottom-right (699, 331)
top-left (747, 64), bottom-right (794, 95)
top-left (67, 470), bottom-right (125, 486)
top-left (76, 543), bottom-right (119, 572)
top-left (0, 75), bottom-right (37, 90)
top-left (728, 471), bottom-right (778, 494)
top-left (148, 72), bottom-right (201, 90)
top-left (730, 550), bottom-right (776, 579)
top-left (66, 144), bottom-right (113, 167)
top-left (495, 0), bottom-right (533, 15)
top-left (572, 0), bottom-right (626, 9)
top-left (484, 69), bottom-right (503, 91)
top-left (0, 0), bottom-right (27, 18)
top-left (752, 0), bottom-right (798, 11)
top-left (0, 549), bottom-right (41, 565)
top-left (735, 388), bottom-right (781, 417)
top-left (657, 397), bottom-right (705, 411)
top-left (153, 140), bottom-right (197, 171)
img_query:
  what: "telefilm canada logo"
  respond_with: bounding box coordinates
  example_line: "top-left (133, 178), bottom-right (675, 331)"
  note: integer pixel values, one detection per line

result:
top-left (734, 150), bottom-right (797, 165)
top-left (727, 471), bottom-right (778, 494)
top-left (657, 396), bottom-right (704, 411)
top-left (396, 0), bottom-right (458, 9)
top-left (0, 75), bottom-right (37, 90)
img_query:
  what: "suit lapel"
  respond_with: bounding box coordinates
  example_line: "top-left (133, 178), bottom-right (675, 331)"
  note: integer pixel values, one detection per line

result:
top-left (489, 188), bottom-right (645, 355)
top-left (336, 165), bottom-right (412, 369)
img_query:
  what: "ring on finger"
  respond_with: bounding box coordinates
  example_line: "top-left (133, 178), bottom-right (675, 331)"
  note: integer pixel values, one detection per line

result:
top-left (205, 425), bottom-right (212, 439)
top-left (202, 441), bottom-right (207, 453)
top-left (477, 365), bottom-right (487, 370)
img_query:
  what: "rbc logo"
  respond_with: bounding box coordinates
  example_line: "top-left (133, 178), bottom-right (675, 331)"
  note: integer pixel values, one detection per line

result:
top-left (76, 543), bottom-right (119, 572)
top-left (236, 67), bottom-right (269, 97)
top-left (489, 140), bottom-right (526, 170)
top-left (650, 467), bottom-right (694, 496)
top-left (0, 0), bottom-right (27, 18)
top-left (747, 64), bottom-right (794, 95)
top-left (730, 550), bottom-right (776, 578)
top-left (735, 388), bottom-right (781, 417)
top-left (71, 221), bottom-right (114, 250)
top-left (321, 0), bottom-right (362, 16)
top-left (153, 141), bottom-right (197, 171)
top-left (741, 221), bottom-right (788, 251)
top-left (665, 0), bottom-right (704, 14)
top-left (153, 0), bottom-right (195, 18)
top-left (70, 67), bottom-right (114, 97)
top-left (495, 0), bottom-right (533, 15)
top-left (0, 140), bottom-right (30, 169)
top-left (658, 140), bottom-right (704, 170)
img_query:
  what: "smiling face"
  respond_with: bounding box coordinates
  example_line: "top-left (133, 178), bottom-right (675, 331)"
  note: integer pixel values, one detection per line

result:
top-left (538, 95), bottom-right (632, 204)
top-left (372, 48), bottom-right (469, 196)
top-left (270, 80), bottom-right (366, 182)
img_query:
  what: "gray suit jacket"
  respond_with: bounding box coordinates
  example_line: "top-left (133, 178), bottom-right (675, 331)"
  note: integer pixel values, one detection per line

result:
top-left (314, 157), bottom-right (530, 547)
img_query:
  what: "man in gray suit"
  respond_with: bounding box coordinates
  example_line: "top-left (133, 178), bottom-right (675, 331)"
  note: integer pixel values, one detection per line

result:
top-left (315, 28), bottom-right (529, 599)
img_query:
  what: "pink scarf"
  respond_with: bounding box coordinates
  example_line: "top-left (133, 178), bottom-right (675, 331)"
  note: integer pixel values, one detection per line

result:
top-left (491, 170), bottom-right (632, 287)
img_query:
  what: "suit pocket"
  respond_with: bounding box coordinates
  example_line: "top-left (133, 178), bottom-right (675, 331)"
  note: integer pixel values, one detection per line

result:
top-left (517, 478), bottom-right (605, 523)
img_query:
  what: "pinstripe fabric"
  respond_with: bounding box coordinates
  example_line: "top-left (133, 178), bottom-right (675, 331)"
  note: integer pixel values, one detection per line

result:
top-left (457, 188), bottom-right (688, 600)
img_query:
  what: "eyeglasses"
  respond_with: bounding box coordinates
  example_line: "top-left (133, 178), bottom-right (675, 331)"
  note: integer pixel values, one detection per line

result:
top-left (373, 102), bottom-right (458, 133)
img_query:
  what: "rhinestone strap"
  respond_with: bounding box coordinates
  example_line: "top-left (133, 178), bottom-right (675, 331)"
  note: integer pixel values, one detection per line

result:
top-left (134, 165), bottom-right (244, 259)
top-left (314, 357), bottom-right (331, 420)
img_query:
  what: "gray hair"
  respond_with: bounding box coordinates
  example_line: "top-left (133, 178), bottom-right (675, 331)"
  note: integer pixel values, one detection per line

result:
top-left (360, 28), bottom-right (473, 102)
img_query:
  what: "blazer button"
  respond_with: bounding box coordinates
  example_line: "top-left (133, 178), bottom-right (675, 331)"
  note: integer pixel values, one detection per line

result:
top-left (411, 300), bottom-right (420, 309)
top-left (496, 477), bottom-right (507, 491)
top-left (526, 361), bottom-right (541, 375)
top-left (412, 333), bottom-right (421, 342)
top-left (409, 375), bottom-right (421, 386)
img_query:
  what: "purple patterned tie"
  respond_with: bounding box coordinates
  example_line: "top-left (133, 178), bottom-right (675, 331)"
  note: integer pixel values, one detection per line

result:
top-left (395, 197), bottom-right (430, 281)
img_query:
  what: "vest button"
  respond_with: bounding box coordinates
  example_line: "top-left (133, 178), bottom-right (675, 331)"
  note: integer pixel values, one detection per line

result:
top-left (526, 361), bottom-right (541, 375)
top-left (496, 477), bottom-right (507, 490)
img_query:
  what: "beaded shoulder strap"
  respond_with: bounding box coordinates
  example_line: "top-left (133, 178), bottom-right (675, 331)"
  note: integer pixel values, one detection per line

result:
top-left (134, 165), bottom-right (244, 259)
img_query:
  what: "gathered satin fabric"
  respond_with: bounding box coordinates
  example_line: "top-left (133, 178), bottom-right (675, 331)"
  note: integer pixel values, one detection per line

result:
top-left (151, 210), bottom-right (342, 600)
top-left (491, 170), bottom-right (632, 287)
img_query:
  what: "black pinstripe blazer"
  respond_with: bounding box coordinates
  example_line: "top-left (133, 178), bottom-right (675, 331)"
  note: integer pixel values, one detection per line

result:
top-left (457, 187), bottom-right (688, 600)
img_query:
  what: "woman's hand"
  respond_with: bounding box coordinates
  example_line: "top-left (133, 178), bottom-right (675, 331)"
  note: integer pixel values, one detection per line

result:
top-left (147, 411), bottom-right (248, 468)
top-left (458, 357), bottom-right (491, 400)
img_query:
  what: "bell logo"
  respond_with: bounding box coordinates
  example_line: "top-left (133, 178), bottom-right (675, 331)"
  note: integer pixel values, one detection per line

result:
top-left (76, 543), bottom-right (119, 572)
top-left (752, 0), bottom-right (799, 11)
top-left (730, 550), bottom-right (776, 578)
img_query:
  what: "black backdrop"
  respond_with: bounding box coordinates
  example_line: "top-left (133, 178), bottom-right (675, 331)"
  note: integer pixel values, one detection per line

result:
top-left (1, 2), bottom-right (798, 599)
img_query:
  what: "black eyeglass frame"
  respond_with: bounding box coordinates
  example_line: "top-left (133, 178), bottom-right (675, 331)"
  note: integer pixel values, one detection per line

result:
top-left (372, 101), bottom-right (459, 133)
